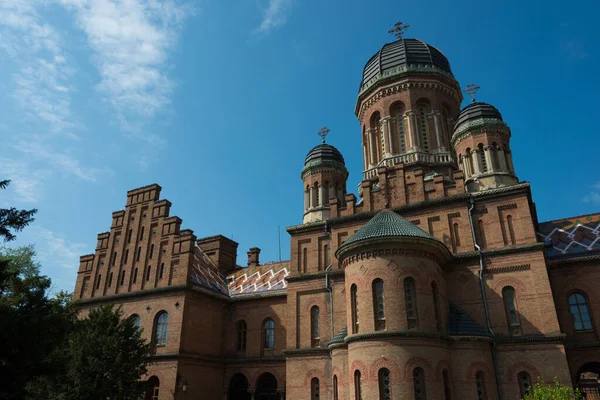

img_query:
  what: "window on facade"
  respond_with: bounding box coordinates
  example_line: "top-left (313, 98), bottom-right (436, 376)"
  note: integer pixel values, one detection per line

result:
top-left (112, 251), bottom-right (117, 266)
top-left (314, 183), bottom-right (320, 206)
top-left (405, 277), bottom-right (419, 329)
top-left (324, 244), bottom-right (330, 268)
top-left (569, 292), bottom-right (593, 331)
top-left (397, 112), bottom-right (407, 152)
top-left (333, 375), bottom-right (339, 400)
top-left (373, 279), bottom-right (386, 331)
top-left (432, 282), bottom-right (442, 332)
top-left (146, 376), bottom-right (160, 400)
top-left (518, 371), bottom-right (532, 397)
top-left (475, 371), bottom-right (486, 400)
top-left (133, 267), bottom-right (138, 283)
top-left (149, 244), bottom-right (154, 259)
top-left (120, 270), bottom-right (126, 285)
top-left (478, 144), bottom-right (487, 172)
top-left (124, 249), bottom-right (129, 263)
top-left (108, 272), bottom-right (113, 288)
top-left (502, 286), bottom-right (521, 335)
top-left (264, 319), bottom-right (275, 349)
top-left (140, 226), bottom-right (144, 241)
top-left (477, 219), bottom-right (487, 249)
top-left (159, 263), bottom-right (165, 279)
top-left (154, 312), bottom-right (168, 346)
top-left (146, 265), bottom-right (152, 281)
top-left (311, 306), bottom-right (320, 347)
top-left (96, 274), bottom-right (101, 289)
top-left (311, 377), bottom-right (320, 400)
top-left (413, 367), bottom-right (427, 400)
top-left (452, 223), bottom-right (461, 248)
top-left (354, 370), bottom-right (362, 400)
top-left (131, 314), bottom-right (141, 329)
top-left (378, 368), bottom-right (391, 400)
top-left (351, 284), bottom-right (359, 334)
top-left (302, 248), bottom-right (308, 273)
top-left (443, 369), bottom-right (451, 400)
top-left (127, 229), bottom-right (132, 244)
top-left (236, 320), bottom-right (247, 351)
top-left (507, 215), bottom-right (516, 245)
top-left (418, 106), bottom-right (429, 151)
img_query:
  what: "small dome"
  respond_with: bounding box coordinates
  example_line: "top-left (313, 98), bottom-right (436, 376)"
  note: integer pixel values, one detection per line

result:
top-left (360, 39), bottom-right (452, 91)
top-left (304, 143), bottom-right (345, 166)
top-left (454, 102), bottom-right (503, 129)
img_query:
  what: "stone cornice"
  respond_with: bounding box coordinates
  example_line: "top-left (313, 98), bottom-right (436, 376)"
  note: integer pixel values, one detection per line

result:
top-left (482, 264), bottom-right (531, 275)
top-left (565, 340), bottom-right (600, 349)
top-left (452, 242), bottom-right (546, 264)
top-left (547, 250), bottom-right (600, 267)
top-left (339, 243), bottom-right (446, 268)
top-left (230, 290), bottom-right (287, 301)
top-left (495, 333), bottom-right (566, 345)
top-left (282, 347), bottom-right (330, 358)
top-left (286, 269), bottom-right (345, 282)
top-left (344, 330), bottom-right (492, 345)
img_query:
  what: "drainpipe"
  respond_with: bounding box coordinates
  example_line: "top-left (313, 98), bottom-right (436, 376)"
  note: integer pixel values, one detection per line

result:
top-left (324, 222), bottom-right (335, 339)
top-left (469, 198), bottom-right (503, 400)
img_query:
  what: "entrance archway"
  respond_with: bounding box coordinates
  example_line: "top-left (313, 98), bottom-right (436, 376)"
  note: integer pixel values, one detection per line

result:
top-left (144, 376), bottom-right (160, 400)
top-left (256, 372), bottom-right (278, 400)
top-left (577, 363), bottom-right (600, 399)
top-left (228, 373), bottom-right (250, 400)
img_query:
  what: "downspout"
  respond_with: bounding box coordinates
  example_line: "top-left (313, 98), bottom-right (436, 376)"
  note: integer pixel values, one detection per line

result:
top-left (469, 198), bottom-right (503, 400)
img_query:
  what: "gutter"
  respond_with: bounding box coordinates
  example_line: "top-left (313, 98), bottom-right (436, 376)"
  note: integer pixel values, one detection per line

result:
top-left (469, 197), bottom-right (503, 400)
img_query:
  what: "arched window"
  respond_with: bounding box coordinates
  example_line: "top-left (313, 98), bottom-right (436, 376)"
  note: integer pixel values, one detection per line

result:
top-left (323, 181), bottom-right (330, 206)
top-left (418, 105), bottom-right (429, 151)
top-left (413, 367), bottom-right (427, 400)
top-left (333, 375), bottom-right (339, 400)
top-left (354, 370), bottom-right (362, 400)
top-left (476, 219), bottom-right (487, 249)
top-left (311, 306), bottom-right (320, 347)
top-left (311, 377), bottom-right (320, 400)
top-left (145, 376), bottom-right (159, 400)
top-left (131, 314), bottom-right (141, 329)
top-left (518, 371), bottom-right (532, 397)
top-left (405, 277), bottom-right (419, 329)
top-left (263, 319), bottom-right (275, 349)
top-left (502, 286), bottom-right (521, 335)
top-left (432, 282), bottom-right (442, 332)
top-left (303, 248), bottom-right (308, 273)
top-left (373, 279), bottom-right (386, 331)
top-left (569, 292), bottom-right (593, 331)
top-left (490, 142), bottom-right (500, 170)
top-left (443, 369), bottom-right (451, 400)
top-left (149, 243), bottom-right (154, 259)
top-left (236, 320), bottom-right (247, 351)
top-left (475, 371), bottom-right (486, 400)
top-left (378, 368), bottom-right (391, 400)
top-left (154, 311), bottom-right (168, 346)
top-left (133, 267), bottom-right (138, 283)
top-left (370, 112), bottom-right (382, 161)
top-left (314, 182), bottom-right (320, 206)
top-left (146, 265), bottom-right (152, 281)
top-left (351, 284), bottom-right (359, 334)
top-left (120, 269), bottom-right (126, 285)
top-left (324, 244), bottom-right (330, 268)
top-left (478, 144), bottom-right (487, 172)
top-left (159, 263), bottom-right (165, 279)
top-left (507, 215), bottom-right (516, 245)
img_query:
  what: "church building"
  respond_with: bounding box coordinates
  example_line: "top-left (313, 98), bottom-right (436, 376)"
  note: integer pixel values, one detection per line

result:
top-left (73, 25), bottom-right (600, 400)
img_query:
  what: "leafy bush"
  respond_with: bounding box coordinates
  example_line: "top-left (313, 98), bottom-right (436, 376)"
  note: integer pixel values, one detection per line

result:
top-left (522, 377), bottom-right (583, 400)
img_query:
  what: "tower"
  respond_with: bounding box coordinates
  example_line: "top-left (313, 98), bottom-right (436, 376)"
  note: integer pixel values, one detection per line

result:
top-left (452, 97), bottom-right (519, 192)
top-left (301, 127), bottom-right (349, 223)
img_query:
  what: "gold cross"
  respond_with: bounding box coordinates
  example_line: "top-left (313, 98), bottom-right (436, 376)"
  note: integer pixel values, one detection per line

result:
top-left (463, 83), bottom-right (480, 102)
top-left (317, 126), bottom-right (330, 143)
top-left (388, 21), bottom-right (410, 39)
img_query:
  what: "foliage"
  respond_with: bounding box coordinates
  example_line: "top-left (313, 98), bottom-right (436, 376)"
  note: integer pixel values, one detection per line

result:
top-left (0, 180), bottom-right (37, 242)
top-left (522, 377), bottom-right (583, 400)
top-left (27, 305), bottom-right (153, 400)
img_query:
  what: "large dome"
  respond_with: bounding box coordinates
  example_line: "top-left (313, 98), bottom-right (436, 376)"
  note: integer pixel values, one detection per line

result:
top-left (304, 143), bottom-right (345, 166)
top-left (454, 102), bottom-right (503, 130)
top-left (360, 38), bottom-right (453, 91)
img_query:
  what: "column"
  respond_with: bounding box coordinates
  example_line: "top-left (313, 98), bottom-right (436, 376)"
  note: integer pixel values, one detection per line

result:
top-left (329, 184), bottom-right (337, 203)
top-left (460, 155), bottom-right (470, 178)
top-left (380, 118), bottom-right (389, 157)
top-left (432, 111), bottom-right (443, 151)
top-left (318, 184), bottom-right (325, 207)
top-left (367, 128), bottom-right (375, 166)
top-left (304, 188), bottom-right (309, 211)
top-left (310, 185), bottom-right (317, 208)
top-left (381, 116), bottom-right (393, 155)
top-left (404, 112), bottom-right (415, 150)
top-left (472, 149), bottom-right (481, 175)
top-left (497, 147), bottom-right (508, 171)
top-left (362, 144), bottom-right (368, 170)
top-left (484, 146), bottom-right (494, 172)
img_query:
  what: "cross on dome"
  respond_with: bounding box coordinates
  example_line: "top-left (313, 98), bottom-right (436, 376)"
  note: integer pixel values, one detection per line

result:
top-left (388, 21), bottom-right (410, 39)
top-left (317, 126), bottom-right (330, 143)
top-left (463, 83), bottom-right (481, 103)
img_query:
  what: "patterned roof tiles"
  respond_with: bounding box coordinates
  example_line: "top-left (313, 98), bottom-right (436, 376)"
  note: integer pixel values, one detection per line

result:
top-left (227, 261), bottom-right (290, 296)
top-left (537, 213), bottom-right (600, 257)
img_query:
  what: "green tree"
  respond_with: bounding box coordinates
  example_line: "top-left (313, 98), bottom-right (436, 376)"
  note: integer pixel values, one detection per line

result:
top-left (522, 377), bottom-right (583, 400)
top-left (0, 180), bottom-right (37, 242)
top-left (28, 305), bottom-right (153, 400)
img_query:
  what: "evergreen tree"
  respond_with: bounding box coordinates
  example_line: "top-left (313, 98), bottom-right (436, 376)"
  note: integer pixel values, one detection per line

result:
top-left (0, 180), bottom-right (37, 242)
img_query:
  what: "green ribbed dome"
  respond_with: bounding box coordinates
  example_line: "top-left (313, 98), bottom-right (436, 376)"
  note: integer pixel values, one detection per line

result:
top-left (336, 210), bottom-right (439, 257)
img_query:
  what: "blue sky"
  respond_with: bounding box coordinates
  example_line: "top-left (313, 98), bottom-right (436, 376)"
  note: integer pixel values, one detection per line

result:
top-left (1, 0), bottom-right (597, 293)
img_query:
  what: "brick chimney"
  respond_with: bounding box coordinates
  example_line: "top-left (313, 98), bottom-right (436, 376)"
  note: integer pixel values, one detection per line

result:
top-left (247, 247), bottom-right (260, 267)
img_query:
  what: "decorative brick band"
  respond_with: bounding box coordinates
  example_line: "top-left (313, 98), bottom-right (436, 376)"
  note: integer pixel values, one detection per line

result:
top-left (498, 203), bottom-right (518, 211)
top-left (428, 216), bottom-right (440, 222)
top-left (410, 219), bottom-right (421, 225)
top-left (483, 264), bottom-right (531, 275)
top-left (447, 212), bottom-right (461, 218)
top-left (495, 333), bottom-right (566, 344)
top-left (341, 247), bottom-right (439, 268)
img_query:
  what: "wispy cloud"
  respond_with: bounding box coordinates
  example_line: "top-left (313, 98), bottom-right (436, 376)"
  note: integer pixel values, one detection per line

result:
top-left (0, 158), bottom-right (48, 203)
top-left (256, 0), bottom-right (292, 33)
top-left (583, 182), bottom-right (600, 204)
top-left (559, 39), bottom-right (589, 62)
top-left (60, 0), bottom-right (192, 132)
top-left (34, 227), bottom-right (89, 270)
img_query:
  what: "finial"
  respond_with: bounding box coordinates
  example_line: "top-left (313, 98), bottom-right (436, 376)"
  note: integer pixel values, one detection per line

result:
top-left (388, 21), bottom-right (410, 39)
top-left (317, 126), bottom-right (330, 143)
top-left (463, 83), bottom-right (480, 103)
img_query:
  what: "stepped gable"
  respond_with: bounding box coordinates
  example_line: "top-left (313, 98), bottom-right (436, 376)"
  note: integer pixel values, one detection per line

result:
top-left (537, 213), bottom-right (600, 257)
top-left (227, 261), bottom-right (290, 296)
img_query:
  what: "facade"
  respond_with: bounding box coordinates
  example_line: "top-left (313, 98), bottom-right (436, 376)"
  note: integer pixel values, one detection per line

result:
top-left (73, 36), bottom-right (600, 400)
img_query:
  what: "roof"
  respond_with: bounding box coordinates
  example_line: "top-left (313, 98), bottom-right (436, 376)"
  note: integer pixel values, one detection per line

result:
top-left (447, 302), bottom-right (489, 336)
top-left (304, 143), bottom-right (345, 166)
top-left (360, 38), bottom-right (452, 91)
top-left (336, 209), bottom-right (439, 256)
top-left (327, 326), bottom-right (348, 346)
top-left (190, 247), bottom-right (229, 295)
top-left (227, 261), bottom-right (290, 296)
top-left (537, 213), bottom-right (600, 258)
top-left (454, 101), bottom-right (503, 130)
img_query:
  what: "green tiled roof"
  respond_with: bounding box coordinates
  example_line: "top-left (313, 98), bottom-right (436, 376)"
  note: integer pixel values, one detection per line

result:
top-left (327, 326), bottom-right (348, 346)
top-left (337, 210), bottom-right (438, 256)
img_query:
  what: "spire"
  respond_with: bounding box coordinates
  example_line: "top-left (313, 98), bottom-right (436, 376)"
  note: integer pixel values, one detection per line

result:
top-left (317, 126), bottom-right (330, 144)
top-left (388, 21), bottom-right (410, 39)
top-left (463, 83), bottom-right (480, 103)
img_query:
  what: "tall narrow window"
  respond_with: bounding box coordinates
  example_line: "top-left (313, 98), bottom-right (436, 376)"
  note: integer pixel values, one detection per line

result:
top-left (507, 215), bottom-right (516, 245)
top-left (303, 248), bottom-right (308, 273)
top-left (405, 277), bottom-right (419, 329)
top-left (478, 144), bottom-right (487, 172)
top-left (112, 251), bottom-right (117, 266)
top-left (378, 368), bottom-right (391, 400)
top-left (432, 282), bottom-right (442, 332)
top-left (124, 249), bottom-right (129, 263)
top-left (518, 371), bottom-right (532, 397)
top-left (108, 272), bottom-right (113, 288)
top-left (477, 219), bottom-right (487, 249)
top-left (452, 223), bottom-right (461, 247)
top-left (154, 312), bottom-right (168, 346)
top-left (311, 378), bottom-right (320, 400)
top-left (140, 226), bottom-right (144, 240)
top-left (502, 286), bottom-right (521, 335)
top-left (147, 376), bottom-right (160, 400)
top-left (354, 370), bottom-right (362, 400)
top-left (324, 244), bottom-right (330, 268)
top-left (159, 263), bottom-right (164, 279)
top-left (397, 112), bottom-right (407, 152)
top-left (413, 367), bottom-right (427, 400)
top-left (314, 183), bottom-right (320, 206)
top-left (311, 306), bottom-right (320, 347)
top-left (137, 247), bottom-right (142, 261)
top-left (351, 284), bottom-right (359, 334)
top-left (569, 292), bottom-right (593, 331)
top-left (120, 270), bottom-right (126, 285)
top-left (131, 314), bottom-right (140, 329)
top-left (264, 319), bottom-right (275, 349)
top-left (133, 267), bottom-right (138, 283)
top-left (418, 106), bottom-right (429, 151)
top-left (149, 244), bottom-right (154, 259)
top-left (146, 265), bottom-right (152, 281)
top-left (373, 279), bottom-right (386, 331)
top-left (236, 320), bottom-right (247, 351)
top-left (333, 375), bottom-right (339, 400)
top-left (96, 274), bottom-right (102, 289)
top-left (475, 371), bottom-right (486, 400)
top-left (443, 369), bottom-right (451, 400)
top-left (127, 229), bottom-right (132, 243)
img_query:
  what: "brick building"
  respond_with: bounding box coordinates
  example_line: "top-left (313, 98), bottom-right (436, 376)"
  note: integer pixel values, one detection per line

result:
top-left (73, 35), bottom-right (600, 400)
